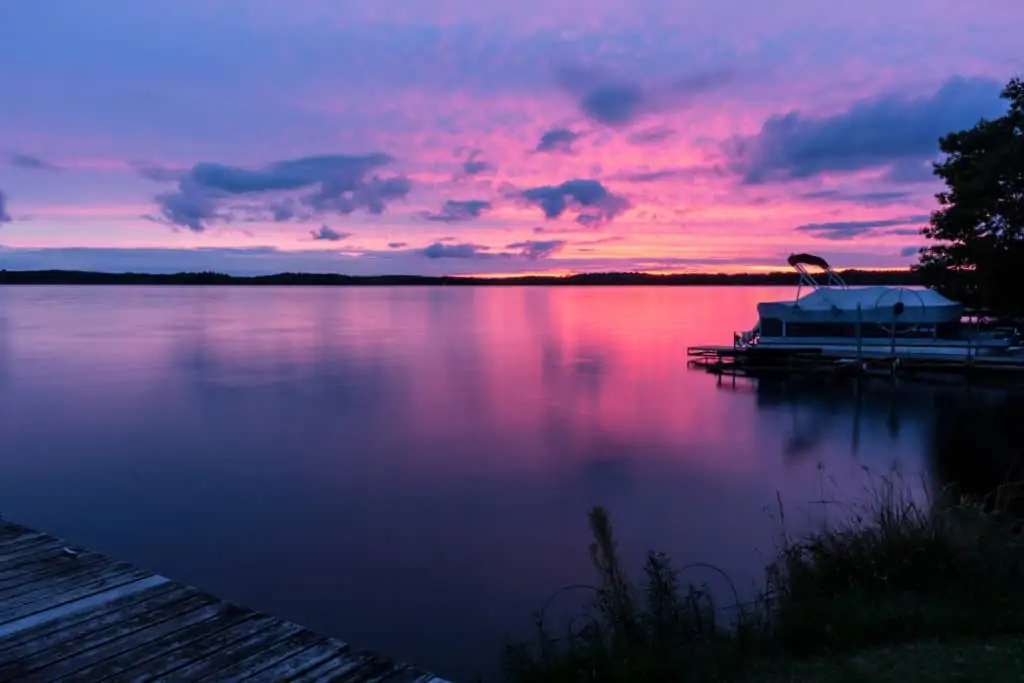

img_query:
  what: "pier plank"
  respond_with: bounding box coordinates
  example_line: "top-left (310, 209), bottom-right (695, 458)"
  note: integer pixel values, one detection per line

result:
top-left (0, 582), bottom-right (191, 659)
top-left (236, 636), bottom-right (353, 681)
top-left (0, 522), bottom-right (451, 682)
top-left (0, 564), bottom-right (147, 624)
top-left (292, 652), bottom-right (384, 682)
top-left (150, 619), bottom-right (307, 680)
top-left (101, 613), bottom-right (282, 682)
top-left (38, 604), bottom-right (254, 681)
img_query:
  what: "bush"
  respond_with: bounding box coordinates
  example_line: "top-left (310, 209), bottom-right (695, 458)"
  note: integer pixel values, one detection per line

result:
top-left (502, 474), bottom-right (1024, 683)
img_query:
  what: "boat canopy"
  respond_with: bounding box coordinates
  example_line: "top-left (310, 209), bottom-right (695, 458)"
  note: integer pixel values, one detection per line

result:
top-left (758, 286), bottom-right (964, 325)
top-left (787, 253), bottom-right (833, 271)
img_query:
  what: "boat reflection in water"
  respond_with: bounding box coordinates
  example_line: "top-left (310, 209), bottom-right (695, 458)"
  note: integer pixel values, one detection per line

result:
top-left (726, 374), bottom-right (1024, 512)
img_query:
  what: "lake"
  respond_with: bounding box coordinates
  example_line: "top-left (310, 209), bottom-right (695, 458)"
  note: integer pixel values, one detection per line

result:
top-left (0, 285), bottom-right (1020, 680)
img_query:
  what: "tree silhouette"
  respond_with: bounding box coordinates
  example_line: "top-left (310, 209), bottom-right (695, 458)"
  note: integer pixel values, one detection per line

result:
top-left (917, 78), bottom-right (1024, 316)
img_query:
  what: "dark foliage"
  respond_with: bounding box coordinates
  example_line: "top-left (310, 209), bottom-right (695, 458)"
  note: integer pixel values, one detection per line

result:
top-left (503, 475), bottom-right (1024, 683)
top-left (918, 78), bottom-right (1024, 317)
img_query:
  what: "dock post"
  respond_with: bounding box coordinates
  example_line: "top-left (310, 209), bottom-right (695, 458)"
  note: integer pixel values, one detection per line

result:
top-left (855, 303), bottom-right (863, 371)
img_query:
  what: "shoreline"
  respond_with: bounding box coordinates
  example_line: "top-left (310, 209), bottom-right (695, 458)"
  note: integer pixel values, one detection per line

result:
top-left (0, 269), bottom-right (921, 287)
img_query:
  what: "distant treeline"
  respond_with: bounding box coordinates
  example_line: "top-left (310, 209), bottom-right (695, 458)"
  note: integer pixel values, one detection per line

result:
top-left (0, 269), bottom-right (922, 286)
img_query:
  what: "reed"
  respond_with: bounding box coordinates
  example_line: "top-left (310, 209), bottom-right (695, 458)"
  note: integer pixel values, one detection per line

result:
top-left (502, 473), bottom-right (1024, 682)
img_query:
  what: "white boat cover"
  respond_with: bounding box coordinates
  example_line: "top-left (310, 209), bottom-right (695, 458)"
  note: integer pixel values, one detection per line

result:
top-left (758, 286), bottom-right (963, 325)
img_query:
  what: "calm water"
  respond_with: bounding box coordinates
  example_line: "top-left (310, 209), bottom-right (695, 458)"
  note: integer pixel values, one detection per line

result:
top-left (0, 286), bottom-right (1020, 680)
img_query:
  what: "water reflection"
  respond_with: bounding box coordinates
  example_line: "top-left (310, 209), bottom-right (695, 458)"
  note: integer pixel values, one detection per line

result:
top-left (0, 285), bottom-right (1019, 680)
top-left (740, 376), bottom-right (1024, 506)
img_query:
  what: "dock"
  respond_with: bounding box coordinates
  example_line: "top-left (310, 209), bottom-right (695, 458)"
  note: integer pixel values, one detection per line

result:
top-left (0, 520), bottom-right (451, 682)
top-left (686, 344), bottom-right (1024, 382)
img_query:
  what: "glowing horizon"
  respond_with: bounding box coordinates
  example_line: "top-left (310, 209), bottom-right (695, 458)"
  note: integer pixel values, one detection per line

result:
top-left (0, 1), bottom-right (1020, 276)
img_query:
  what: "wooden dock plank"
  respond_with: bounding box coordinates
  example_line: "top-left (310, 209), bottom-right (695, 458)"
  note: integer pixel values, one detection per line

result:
top-left (325, 658), bottom-right (406, 683)
top-left (13, 601), bottom-right (231, 682)
top-left (0, 594), bottom-right (214, 680)
top-left (192, 629), bottom-right (330, 681)
top-left (100, 612), bottom-right (282, 682)
top-left (0, 583), bottom-right (198, 662)
top-left (148, 619), bottom-right (308, 681)
top-left (0, 575), bottom-right (169, 640)
top-left (0, 551), bottom-right (122, 597)
top-left (0, 532), bottom-right (50, 554)
top-left (41, 603), bottom-right (254, 681)
top-left (0, 564), bottom-right (145, 624)
top-left (0, 521), bottom-right (452, 683)
top-left (291, 651), bottom-right (383, 682)
top-left (0, 539), bottom-right (67, 567)
top-left (0, 523), bottom-right (37, 542)
top-left (237, 636), bottom-right (353, 681)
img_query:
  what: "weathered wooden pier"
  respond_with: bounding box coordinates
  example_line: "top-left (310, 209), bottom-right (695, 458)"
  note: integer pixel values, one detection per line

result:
top-left (687, 345), bottom-right (1024, 383)
top-left (0, 520), bottom-right (450, 682)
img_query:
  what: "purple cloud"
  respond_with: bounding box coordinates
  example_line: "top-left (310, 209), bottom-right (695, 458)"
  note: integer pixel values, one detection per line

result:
top-left (150, 153), bottom-right (411, 231)
top-left (727, 76), bottom-right (1005, 184)
top-left (799, 189), bottom-right (913, 206)
top-left (506, 240), bottom-right (567, 259)
top-left (133, 164), bottom-right (187, 182)
top-left (794, 214), bottom-right (929, 240)
top-left (424, 199), bottom-right (492, 223)
top-left (0, 190), bottom-right (11, 224)
top-left (520, 179), bottom-right (630, 226)
top-left (556, 65), bottom-right (732, 127)
top-left (461, 149), bottom-right (494, 176)
top-left (7, 153), bottom-right (60, 172)
top-left (613, 166), bottom-right (719, 183)
top-left (310, 225), bottom-right (350, 241)
top-left (535, 127), bottom-right (582, 154)
top-left (627, 126), bottom-right (676, 145)
top-left (388, 242), bottom-right (408, 249)
top-left (421, 242), bottom-right (490, 259)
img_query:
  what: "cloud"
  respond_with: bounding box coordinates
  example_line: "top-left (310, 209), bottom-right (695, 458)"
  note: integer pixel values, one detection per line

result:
top-left (626, 126), bottom-right (676, 145)
top-left (798, 189), bottom-right (914, 206)
top-left (150, 153), bottom-right (411, 231)
top-left (388, 242), bottom-right (408, 249)
top-left (612, 166), bottom-right (719, 183)
top-left (133, 163), bottom-right (186, 182)
top-left (793, 214), bottom-right (929, 240)
top-left (461, 149), bottom-right (494, 176)
top-left (726, 76), bottom-right (1005, 184)
top-left (900, 246), bottom-right (924, 257)
top-left (883, 160), bottom-right (939, 184)
top-left (556, 65), bottom-right (732, 127)
top-left (0, 190), bottom-right (11, 224)
top-left (519, 179), bottom-right (630, 226)
top-left (8, 153), bottom-right (60, 171)
top-left (506, 240), bottom-right (567, 259)
top-left (535, 127), bottom-right (582, 154)
top-left (421, 242), bottom-right (490, 259)
top-left (310, 225), bottom-right (350, 241)
top-left (424, 199), bottom-right (492, 223)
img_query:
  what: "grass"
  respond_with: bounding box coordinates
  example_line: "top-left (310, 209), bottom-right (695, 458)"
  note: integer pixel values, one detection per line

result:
top-left (501, 474), bottom-right (1024, 683)
top-left (752, 637), bottom-right (1024, 683)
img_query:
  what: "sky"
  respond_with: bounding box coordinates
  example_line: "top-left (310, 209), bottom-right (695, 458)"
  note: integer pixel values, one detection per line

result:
top-left (0, 0), bottom-right (1021, 276)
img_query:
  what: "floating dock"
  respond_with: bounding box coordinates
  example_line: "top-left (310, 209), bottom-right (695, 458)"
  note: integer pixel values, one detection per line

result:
top-left (0, 520), bottom-right (450, 682)
top-left (687, 345), bottom-right (1024, 382)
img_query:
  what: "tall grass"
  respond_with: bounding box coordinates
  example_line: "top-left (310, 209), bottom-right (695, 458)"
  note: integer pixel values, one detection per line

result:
top-left (502, 474), bottom-right (1024, 683)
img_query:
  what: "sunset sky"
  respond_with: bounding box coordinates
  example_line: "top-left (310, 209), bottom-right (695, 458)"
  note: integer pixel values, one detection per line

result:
top-left (1, 0), bottom-right (1021, 276)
